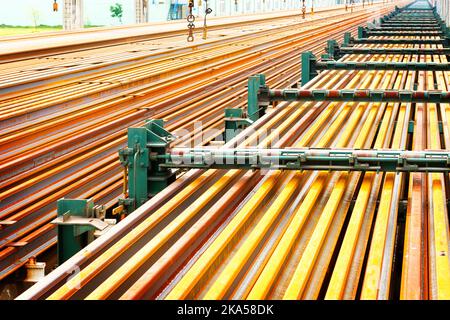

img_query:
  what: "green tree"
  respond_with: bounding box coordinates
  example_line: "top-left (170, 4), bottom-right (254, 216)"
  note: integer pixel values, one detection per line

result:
top-left (110, 3), bottom-right (123, 24)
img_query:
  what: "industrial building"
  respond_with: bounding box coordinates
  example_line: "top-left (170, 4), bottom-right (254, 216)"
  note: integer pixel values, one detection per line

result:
top-left (0, 0), bottom-right (449, 302)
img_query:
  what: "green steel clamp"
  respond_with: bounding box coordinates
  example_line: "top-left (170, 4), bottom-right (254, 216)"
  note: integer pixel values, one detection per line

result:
top-left (118, 119), bottom-right (176, 214)
top-left (224, 108), bottom-right (253, 142)
top-left (302, 51), bottom-right (450, 79)
top-left (336, 46), bottom-right (450, 56)
top-left (301, 51), bottom-right (318, 85)
top-left (343, 32), bottom-right (353, 47)
top-left (53, 199), bottom-right (108, 264)
top-left (357, 26), bottom-right (367, 39)
top-left (247, 74), bottom-right (270, 122)
top-left (350, 38), bottom-right (450, 46)
top-left (324, 39), bottom-right (340, 61)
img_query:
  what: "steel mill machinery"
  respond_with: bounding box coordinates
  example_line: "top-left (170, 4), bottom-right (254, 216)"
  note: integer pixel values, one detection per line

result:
top-left (17, 0), bottom-right (450, 300)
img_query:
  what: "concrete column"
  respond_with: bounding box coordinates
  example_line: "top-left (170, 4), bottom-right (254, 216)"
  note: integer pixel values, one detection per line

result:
top-left (135, 0), bottom-right (148, 23)
top-left (63, 0), bottom-right (83, 30)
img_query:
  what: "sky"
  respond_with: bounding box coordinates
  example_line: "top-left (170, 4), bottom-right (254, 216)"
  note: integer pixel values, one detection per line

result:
top-left (0, 0), bottom-right (136, 26)
top-left (0, 0), bottom-right (341, 27)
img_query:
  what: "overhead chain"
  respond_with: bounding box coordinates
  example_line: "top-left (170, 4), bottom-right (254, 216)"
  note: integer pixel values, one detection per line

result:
top-left (302, 0), bottom-right (306, 19)
top-left (203, 0), bottom-right (213, 40)
top-left (187, 0), bottom-right (195, 42)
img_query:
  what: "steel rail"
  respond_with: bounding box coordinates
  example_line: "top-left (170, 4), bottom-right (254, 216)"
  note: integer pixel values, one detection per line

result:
top-left (17, 0), bottom-right (450, 299)
top-left (0, 5), bottom-right (394, 282)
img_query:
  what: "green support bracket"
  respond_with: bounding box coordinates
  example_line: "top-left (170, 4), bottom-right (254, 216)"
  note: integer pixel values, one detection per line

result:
top-left (247, 74), bottom-right (269, 122)
top-left (325, 39), bottom-right (340, 60)
top-left (338, 47), bottom-right (450, 56)
top-left (351, 38), bottom-right (450, 46)
top-left (371, 26), bottom-right (441, 31)
top-left (315, 61), bottom-right (450, 72)
top-left (343, 32), bottom-right (352, 47)
top-left (301, 51), bottom-right (318, 85)
top-left (53, 199), bottom-right (108, 265)
top-left (357, 26), bottom-right (367, 39)
top-left (118, 119), bottom-right (176, 214)
top-left (301, 50), bottom-right (450, 85)
top-left (365, 30), bottom-right (444, 37)
top-left (224, 108), bottom-right (253, 142)
top-left (408, 120), bottom-right (414, 134)
top-left (264, 89), bottom-right (450, 104)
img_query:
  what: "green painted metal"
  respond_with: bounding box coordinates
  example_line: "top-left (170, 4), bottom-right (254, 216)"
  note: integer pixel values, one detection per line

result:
top-left (302, 51), bottom-right (450, 82)
top-left (224, 108), bottom-right (253, 142)
top-left (160, 147), bottom-right (450, 173)
top-left (316, 60), bottom-right (450, 71)
top-left (301, 51), bottom-right (317, 85)
top-left (364, 30), bottom-right (444, 36)
top-left (247, 74), bottom-right (268, 121)
top-left (338, 47), bottom-right (450, 56)
top-left (260, 89), bottom-right (450, 104)
top-left (370, 26), bottom-right (441, 31)
top-left (118, 119), bottom-right (176, 213)
top-left (56, 199), bottom-right (95, 265)
top-left (350, 38), bottom-right (449, 45)
top-left (358, 26), bottom-right (366, 39)
top-left (323, 40), bottom-right (339, 60)
top-left (381, 22), bottom-right (439, 26)
top-left (343, 32), bottom-right (352, 47)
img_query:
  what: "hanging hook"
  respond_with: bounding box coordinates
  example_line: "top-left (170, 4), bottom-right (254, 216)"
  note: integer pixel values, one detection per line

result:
top-left (203, 0), bottom-right (212, 40)
top-left (187, 0), bottom-right (195, 42)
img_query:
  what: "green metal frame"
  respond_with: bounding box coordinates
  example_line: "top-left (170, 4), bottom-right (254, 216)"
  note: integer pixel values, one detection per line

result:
top-left (224, 108), bottom-right (253, 142)
top-left (301, 52), bottom-right (450, 83)
top-left (160, 147), bottom-right (450, 173)
top-left (118, 119), bottom-right (176, 214)
top-left (56, 199), bottom-right (94, 265)
top-left (258, 88), bottom-right (450, 104)
top-left (364, 30), bottom-right (444, 37)
top-left (247, 74), bottom-right (269, 122)
top-left (54, 199), bottom-right (108, 264)
top-left (326, 40), bottom-right (450, 60)
top-left (301, 51), bottom-right (317, 85)
top-left (349, 38), bottom-right (449, 45)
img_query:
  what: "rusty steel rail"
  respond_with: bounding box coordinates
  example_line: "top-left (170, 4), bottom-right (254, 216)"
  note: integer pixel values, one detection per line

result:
top-left (0, 2), bottom-right (400, 284)
top-left (20, 1), bottom-right (441, 301)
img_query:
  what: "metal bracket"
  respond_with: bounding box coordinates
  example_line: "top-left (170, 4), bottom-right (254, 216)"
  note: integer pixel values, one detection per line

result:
top-left (54, 199), bottom-right (107, 264)
top-left (247, 74), bottom-right (269, 121)
top-left (224, 108), bottom-right (253, 142)
top-left (118, 120), bottom-right (177, 214)
top-left (301, 51), bottom-right (318, 85)
top-left (52, 215), bottom-right (109, 231)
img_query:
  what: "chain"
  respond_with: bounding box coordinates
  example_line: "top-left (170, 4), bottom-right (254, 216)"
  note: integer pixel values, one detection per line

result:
top-left (187, 0), bottom-right (195, 42)
top-left (302, 0), bottom-right (306, 19)
top-left (203, 0), bottom-right (212, 40)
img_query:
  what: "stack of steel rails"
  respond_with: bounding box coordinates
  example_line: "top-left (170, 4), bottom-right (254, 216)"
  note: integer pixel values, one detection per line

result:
top-left (0, 2), bottom-right (401, 284)
top-left (18, 0), bottom-right (450, 300)
top-left (0, 3), bottom-right (375, 63)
